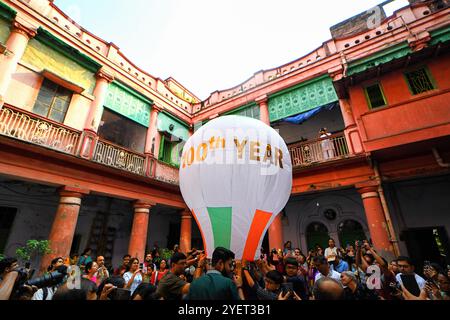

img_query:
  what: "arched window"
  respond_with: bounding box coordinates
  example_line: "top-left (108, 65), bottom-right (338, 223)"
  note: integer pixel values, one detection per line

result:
top-left (306, 222), bottom-right (329, 251)
top-left (338, 220), bottom-right (366, 249)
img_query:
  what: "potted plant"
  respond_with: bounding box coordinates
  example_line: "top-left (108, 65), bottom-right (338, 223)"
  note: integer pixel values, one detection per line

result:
top-left (15, 240), bottom-right (52, 272)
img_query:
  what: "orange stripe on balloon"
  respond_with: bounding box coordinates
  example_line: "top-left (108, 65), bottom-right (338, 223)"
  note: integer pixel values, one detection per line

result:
top-left (242, 210), bottom-right (273, 261)
top-left (191, 209), bottom-right (208, 257)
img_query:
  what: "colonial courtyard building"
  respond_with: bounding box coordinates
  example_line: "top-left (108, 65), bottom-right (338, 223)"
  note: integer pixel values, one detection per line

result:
top-left (0, 0), bottom-right (449, 272)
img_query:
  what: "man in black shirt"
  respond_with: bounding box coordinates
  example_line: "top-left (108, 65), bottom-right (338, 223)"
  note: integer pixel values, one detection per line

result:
top-left (284, 257), bottom-right (309, 300)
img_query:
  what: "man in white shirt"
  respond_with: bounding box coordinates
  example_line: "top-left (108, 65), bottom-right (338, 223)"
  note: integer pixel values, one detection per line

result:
top-left (31, 286), bottom-right (56, 300)
top-left (324, 239), bottom-right (338, 265)
top-left (319, 128), bottom-right (335, 160)
top-left (395, 256), bottom-right (426, 290)
top-left (313, 256), bottom-right (341, 283)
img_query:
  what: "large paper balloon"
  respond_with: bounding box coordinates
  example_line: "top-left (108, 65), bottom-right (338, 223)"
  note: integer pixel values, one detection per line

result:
top-left (179, 115), bottom-right (292, 260)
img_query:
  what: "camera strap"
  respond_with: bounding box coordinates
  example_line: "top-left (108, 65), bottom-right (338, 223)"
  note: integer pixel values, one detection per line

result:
top-left (42, 287), bottom-right (48, 300)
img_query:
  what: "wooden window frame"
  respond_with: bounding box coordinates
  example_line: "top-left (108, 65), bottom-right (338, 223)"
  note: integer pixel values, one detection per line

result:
top-left (403, 65), bottom-right (438, 96)
top-left (363, 82), bottom-right (388, 110)
top-left (34, 78), bottom-right (73, 123)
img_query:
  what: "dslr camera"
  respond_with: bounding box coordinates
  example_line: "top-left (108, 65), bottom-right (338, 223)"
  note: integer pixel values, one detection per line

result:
top-left (26, 266), bottom-right (68, 288)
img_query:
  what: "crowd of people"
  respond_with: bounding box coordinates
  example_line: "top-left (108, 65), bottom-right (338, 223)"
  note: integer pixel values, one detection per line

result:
top-left (0, 239), bottom-right (449, 301)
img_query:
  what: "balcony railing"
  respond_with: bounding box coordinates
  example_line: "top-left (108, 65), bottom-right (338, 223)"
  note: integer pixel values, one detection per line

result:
top-left (288, 133), bottom-right (350, 168)
top-left (152, 159), bottom-right (180, 185)
top-left (92, 139), bottom-right (146, 176)
top-left (0, 105), bottom-right (80, 155)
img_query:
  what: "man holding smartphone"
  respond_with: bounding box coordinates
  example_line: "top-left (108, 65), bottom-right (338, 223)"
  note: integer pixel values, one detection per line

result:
top-left (396, 256), bottom-right (426, 296)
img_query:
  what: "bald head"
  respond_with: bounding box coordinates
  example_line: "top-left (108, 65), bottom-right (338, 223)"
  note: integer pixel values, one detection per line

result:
top-left (313, 277), bottom-right (345, 300)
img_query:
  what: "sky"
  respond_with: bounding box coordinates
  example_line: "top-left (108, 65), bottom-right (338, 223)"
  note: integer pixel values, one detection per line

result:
top-left (55, 0), bottom-right (410, 100)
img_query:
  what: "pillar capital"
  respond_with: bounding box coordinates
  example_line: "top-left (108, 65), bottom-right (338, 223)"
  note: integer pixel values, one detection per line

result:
top-left (356, 181), bottom-right (379, 195)
top-left (328, 65), bottom-right (344, 81)
top-left (181, 209), bottom-right (192, 218)
top-left (11, 21), bottom-right (37, 40)
top-left (58, 186), bottom-right (89, 198)
top-left (152, 103), bottom-right (164, 112)
top-left (133, 200), bottom-right (154, 211)
top-left (255, 94), bottom-right (268, 105)
top-left (96, 68), bottom-right (115, 83)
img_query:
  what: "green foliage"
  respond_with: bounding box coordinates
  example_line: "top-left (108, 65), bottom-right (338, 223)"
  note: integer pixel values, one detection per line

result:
top-left (15, 240), bottom-right (52, 262)
top-left (159, 248), bottom-right (173, 262)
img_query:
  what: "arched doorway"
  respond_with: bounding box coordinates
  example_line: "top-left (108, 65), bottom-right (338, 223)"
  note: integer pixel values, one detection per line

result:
top-left (338, 220), bottom-right (366, 249)
top-left (306, 222), bottom-right (329, 251)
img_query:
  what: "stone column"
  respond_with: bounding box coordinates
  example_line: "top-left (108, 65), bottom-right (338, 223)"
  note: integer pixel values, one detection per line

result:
top-left (357, 183), bottom-right (394, 255)
top-left (79, 69), bottom-right (114, 159)
top-left (40, 186), bottom-right (89, 274)
top-left (128, 201), bottom-right (152, 261)
top-left (0, 21), bottom-right (36, 109)
top-left (329, 67), bottom-right (363, 154)
top-left (268, 214), bottom-right (284, 251)
top-left (179, 210), bottom-right (192, 254)
top-left (83, 69), bottom-right (114, 132)
top-left (144, 104), bottom-right (162, 157)
top-left (256, 95), bottom-right (270, 125)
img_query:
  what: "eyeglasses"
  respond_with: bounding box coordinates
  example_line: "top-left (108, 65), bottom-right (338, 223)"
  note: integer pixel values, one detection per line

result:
top-left (229, 261), bottom-right (236, 270)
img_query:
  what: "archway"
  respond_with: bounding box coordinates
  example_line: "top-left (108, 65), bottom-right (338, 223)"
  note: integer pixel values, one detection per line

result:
top-left (338, 219), bottom-right (366, 249)
top-left (306, 222), bottom-right (330, 251)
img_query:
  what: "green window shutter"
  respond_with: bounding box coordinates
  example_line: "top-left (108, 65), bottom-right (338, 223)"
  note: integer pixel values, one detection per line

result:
top-left (347, 43), bottom-right (412, 76)
top-left (0, 18), bottom-right (11, 44)
top-left (158, 135), bottom-right (165, 161)
top-left (267, 75), bottom-right (338, 122)
top-left (0, 2), bottom-right (17, 23)
top-left (104, 82), bottom-right (152, 127)
top-left (157, 112), bottom-right (189, 141)
top-left (225, 103), bottom-right (259, 119)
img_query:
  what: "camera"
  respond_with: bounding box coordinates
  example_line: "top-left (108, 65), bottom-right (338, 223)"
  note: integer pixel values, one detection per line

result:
top-left (15, 267), bottom-right (31, 286)
top-left (26, 267), bottom-right (68, 288)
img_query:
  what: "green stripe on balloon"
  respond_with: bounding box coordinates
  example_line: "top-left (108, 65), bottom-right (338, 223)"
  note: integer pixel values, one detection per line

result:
top-left (207, 207), bottom-right (232, 250)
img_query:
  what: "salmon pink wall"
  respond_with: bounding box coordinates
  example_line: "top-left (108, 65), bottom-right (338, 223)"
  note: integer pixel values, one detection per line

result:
top-left (349, 54), bottom-right (450, 151)
top-left (64, 93), bottom-right (91, 130)
top-left (350, 54), bottom-right (450, 118)
top-left (5, 64), bottom-right (42, 112)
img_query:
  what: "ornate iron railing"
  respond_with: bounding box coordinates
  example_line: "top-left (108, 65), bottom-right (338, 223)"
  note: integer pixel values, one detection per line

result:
top-left (0, 105), bottom-right (80, 155)
top-left (288, 133), bottom-right (350, 167)
top-left (92, 139), bottom-right (146, 176)
top-left (152, 159), bottom-right (180, 185)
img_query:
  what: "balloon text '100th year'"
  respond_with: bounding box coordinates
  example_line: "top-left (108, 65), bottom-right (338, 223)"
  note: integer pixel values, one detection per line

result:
top-left (181, 136), bottom-right (285, 169)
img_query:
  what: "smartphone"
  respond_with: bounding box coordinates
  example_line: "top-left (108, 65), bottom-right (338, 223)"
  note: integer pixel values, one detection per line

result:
top-left (111, 288), bottom-right (131, 301)
top-left (281, 282), bottom-right (294, 295)
top-left (139, 263), bottom-right (144, 269)
top-left (401, 274), bottom-right (421, 297)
